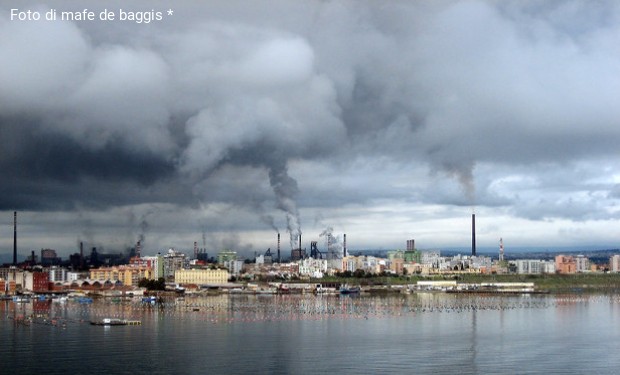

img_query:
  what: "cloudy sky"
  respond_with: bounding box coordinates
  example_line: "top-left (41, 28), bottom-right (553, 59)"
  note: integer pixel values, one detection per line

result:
top-left (1, 0), bottom-right (619, 258)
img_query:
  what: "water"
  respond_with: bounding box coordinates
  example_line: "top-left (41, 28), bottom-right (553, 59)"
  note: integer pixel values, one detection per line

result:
top-left (2, 293), bottom-right (620, 374)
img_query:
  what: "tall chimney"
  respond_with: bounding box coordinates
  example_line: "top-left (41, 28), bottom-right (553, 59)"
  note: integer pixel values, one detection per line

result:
top-left (343, 233), bottom-right (347, 257)
top-left (13, 211), bottom-right (17, 265)
top-left (277, 233), bottom-right (281, 263)
top-left (136, 240), bottom-right (141, 258)
top-left (193, 241), bottom-right (198, 259)
top-left (471, 213), bottom-right (476, 256)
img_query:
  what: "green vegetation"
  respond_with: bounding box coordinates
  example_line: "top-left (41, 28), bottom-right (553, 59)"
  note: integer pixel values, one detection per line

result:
top-left (138, 277), bottom-right (166, 291)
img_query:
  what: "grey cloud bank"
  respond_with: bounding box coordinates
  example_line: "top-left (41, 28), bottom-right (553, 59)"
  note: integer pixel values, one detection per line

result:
top-left (1, 0), bottom-right (619, 257)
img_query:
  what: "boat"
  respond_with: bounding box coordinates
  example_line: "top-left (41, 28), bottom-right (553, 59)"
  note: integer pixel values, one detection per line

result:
top-left (77, 297), bottom-right (93, 304)
top-left (12, 296), bottom-right (31, 303)
top-left (339, 285), bottom-right (361, 295)
top-left (277, 284), bottom-right (290, 294)
top-left (141, 296), bottom-right (157, 304)
top-left (90, 318), bottom-right (141, 326)
top-left (174, 285), bottom-right (185, 294)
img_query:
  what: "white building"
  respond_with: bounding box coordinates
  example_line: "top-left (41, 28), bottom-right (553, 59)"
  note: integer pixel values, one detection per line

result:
top-left (299, 258), bottom-right (328, 278)
top-left (67, 271), bottom-right (86, 282)
top-left (610, 255), bottom-right (620, 272)
top-left (575, 255), bottom-right (590, 273)
top-left (421, 251), bottom-right (441, 267)
top-left (516, 260), bottom-right (542, 274)
top-left (224, 259), bottom-right (245, 276)
top-left (48, 266), bottom-right (67, 282)
top-left (255, 254), bottom-right (265, 265)
top-left (515, 259), bottom-right (555, 274)
top-left (141, 255), bottom-right (164, 279)
top-left (541, 260), bottom-right (556, 274)
top-left (163, 249), bottom-right (188, 279)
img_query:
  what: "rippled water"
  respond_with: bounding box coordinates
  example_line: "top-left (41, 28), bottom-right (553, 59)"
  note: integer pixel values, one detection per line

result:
top-left (2, 293), bottom-right (620, 374)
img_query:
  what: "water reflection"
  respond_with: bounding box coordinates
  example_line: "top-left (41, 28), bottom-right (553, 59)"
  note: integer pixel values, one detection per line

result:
top-left (3, 294), bottom-right (620, 374)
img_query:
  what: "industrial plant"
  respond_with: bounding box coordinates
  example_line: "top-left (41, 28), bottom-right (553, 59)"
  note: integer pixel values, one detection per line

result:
top-left (0, 210), bottom-right (617, 297)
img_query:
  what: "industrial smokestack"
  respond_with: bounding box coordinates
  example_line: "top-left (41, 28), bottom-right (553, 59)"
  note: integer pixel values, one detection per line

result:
top-left (277, 233), bottom-right (281, 263)
top-left (343, 233), bottom-right (347, 257)
top-left (136, 240), bottom-right (141, 258)
top-left (193, 241), bottom-right (198, 259)
top-left (13, 211), bottom-right (17, 265)
top-left (471, 213), bottom-right (476, 257)
top-left (80, 241), bottom-right (84, 269)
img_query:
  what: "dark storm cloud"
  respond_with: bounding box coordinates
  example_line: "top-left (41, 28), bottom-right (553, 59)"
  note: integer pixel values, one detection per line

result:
top-left (1, 0), bottom-right (620, 254)
top-left (0, 115), bottom-right (180, 210)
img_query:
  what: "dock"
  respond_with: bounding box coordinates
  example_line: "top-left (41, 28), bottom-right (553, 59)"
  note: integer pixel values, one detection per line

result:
top-left (90, 318), bottom-right (142, 326)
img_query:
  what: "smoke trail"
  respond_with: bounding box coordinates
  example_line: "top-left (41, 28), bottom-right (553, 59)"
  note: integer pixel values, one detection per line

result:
top-left (260, 213), bottom-right (280, 234)
top-left (250, 197), bottom-right (281, 234)
top-left (442, 160), bottom-right (476, 206)
top-left (319, 226), bottom-right (341, 255)
top-left (268, 160), bottom-right (301, 248)
top-left (139, 216), bottom-right (149, 243)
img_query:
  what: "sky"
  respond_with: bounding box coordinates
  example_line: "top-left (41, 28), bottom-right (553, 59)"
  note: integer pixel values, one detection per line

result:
top-left (1, 0), bottom-right (620, 259)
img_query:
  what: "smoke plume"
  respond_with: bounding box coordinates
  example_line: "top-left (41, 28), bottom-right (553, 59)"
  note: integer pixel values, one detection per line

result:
top-left (268, 160), bottom-right (301, 248)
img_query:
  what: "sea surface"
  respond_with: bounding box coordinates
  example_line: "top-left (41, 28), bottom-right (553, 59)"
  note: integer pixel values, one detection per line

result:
top-left (2, 292), bottom-right (620, 374)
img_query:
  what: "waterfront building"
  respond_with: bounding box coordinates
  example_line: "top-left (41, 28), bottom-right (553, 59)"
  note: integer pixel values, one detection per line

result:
top-left (67, 271), bottom-right (87, 282)
top-left (217, 251), bottom-right (237, 265)
top-left (575, 255), bottom-right (590, 273)
top-left (421, 251), bottom-right (441, 267)
top-left (138, 255), bottom-right (164, 279)
top-left (48, 266), bottom-right (68, 282)
top-left (23, 270), bottom-right (49, 292)
top-left (362, 256), bottom-right (383, 274)
top-left (89, 265), bottom-right (153, 286)
top-left (0, 278), bottom-right (17, 296)
top-left (390, 258), bottom-right (404, 275)
top-left (2, 267), bottom-right (25, 290)
top-left (555, 255), bottom-right (576, 274)
top-left (471, 256), bottom-right (493, 270)
top-left (541, 261), bottom-right (556, 274)
top-left (175, 268), bottom-right (229, 286)
top-left (342, 256), bottom-right (358, 273)
top-left (610, 255), bottom-right (620, 272)
top-left (516, 260), bottom-right (543, 274)
top-left (163, 249), bottom-right (188, 280)
top-left (0, 267), bottom-right (10, 282)
top-left (225, 259), bottom-right (245, 276)
top-left (299, 258), bottom-right (328, 278)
